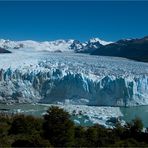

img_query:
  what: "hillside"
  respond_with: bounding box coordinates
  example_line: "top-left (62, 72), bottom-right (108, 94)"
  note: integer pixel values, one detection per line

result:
top-left (92, 36), bottom-right (148, 62)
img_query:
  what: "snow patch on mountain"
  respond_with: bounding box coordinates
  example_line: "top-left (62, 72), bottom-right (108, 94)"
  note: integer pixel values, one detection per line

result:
top-left (0, 39), bottom-right (75, 52)
top-left (89, 38), bottom-right (113, 45)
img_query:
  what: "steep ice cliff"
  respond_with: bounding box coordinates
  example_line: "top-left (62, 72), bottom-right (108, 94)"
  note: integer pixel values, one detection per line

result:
top-left (0, 50), bottom-right (148, 106)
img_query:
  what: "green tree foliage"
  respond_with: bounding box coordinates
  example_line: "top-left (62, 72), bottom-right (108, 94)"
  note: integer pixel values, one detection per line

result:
top-left (0, 107), bottom-right (148, 147)
top-left (85, 125), bottom-right (99, 146)
top-left (43, 106), bottom-right (75, 147)
top-left (74, 126), bottom-right (87, 147)
top-left (111, 138), bottom-right (146, 147)
top-left (9, 114), bottom-right (42, 135)
top-left (124, 117), bottom-right (144, 139)
top-left (130, 117), bottom-right (143, 133)
top-left (11, 135), bottom-right (51, 147)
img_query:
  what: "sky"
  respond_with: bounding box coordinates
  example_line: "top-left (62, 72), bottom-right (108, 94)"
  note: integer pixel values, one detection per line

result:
top-left (0, 1), bottom-right (148, 42)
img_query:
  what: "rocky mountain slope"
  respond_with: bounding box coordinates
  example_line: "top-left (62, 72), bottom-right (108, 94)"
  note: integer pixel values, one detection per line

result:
top-left (0, 47), bottom-right (11, 53)
top-left (92, 36), bottom-right (148, 62)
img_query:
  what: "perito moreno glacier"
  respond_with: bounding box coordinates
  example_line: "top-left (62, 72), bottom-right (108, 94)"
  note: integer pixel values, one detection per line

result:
top-left (0, 45), bottom-right (148, 107)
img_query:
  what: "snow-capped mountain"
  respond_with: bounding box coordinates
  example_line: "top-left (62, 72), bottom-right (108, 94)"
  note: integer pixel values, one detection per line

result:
top-left (69, 38), bottom-right (112, 53)
top-left (88, 38), bottom-right (113, 46)
top-left (0, 38), bottom-right (112, 53)
top-left (69, 40), bottom-right (84, 51)
top-left (0, 39), bottom-right (75, 52)
top-left (81, 38), bottom-right (104, 53)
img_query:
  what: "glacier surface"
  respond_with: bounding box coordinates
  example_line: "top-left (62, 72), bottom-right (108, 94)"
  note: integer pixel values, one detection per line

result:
top-left (0, 49), bottom-right (148, 106)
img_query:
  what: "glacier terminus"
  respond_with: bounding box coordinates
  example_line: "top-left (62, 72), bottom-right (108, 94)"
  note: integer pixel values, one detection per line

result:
top-left (0, 44), bottom-right (148, 107)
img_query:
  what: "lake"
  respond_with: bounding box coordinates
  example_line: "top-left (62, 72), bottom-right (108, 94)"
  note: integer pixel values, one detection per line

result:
top-left (120, 106), bottom-right (148, 128)
top-left (0, 103), bottom-right (148, 128)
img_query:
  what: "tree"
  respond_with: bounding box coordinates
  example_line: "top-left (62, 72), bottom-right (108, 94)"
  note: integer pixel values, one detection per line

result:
top-left (131, 117), bottom-right (143, 133)
top-left (43, 106), bottom-right (75, 147)
top-left (124, 117), bottom-right (143, 140)
top-left (74, 126), bottom-right (87, 147)
top-left (9, 114), bottom-right (42, 135)
top-left (11, 135), bottom-right (51, 147)
top-left (85, 126), bottom-right (98, 147)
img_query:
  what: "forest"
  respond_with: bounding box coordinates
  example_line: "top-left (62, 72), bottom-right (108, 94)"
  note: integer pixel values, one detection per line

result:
top-left (0, 106), bottom-right (148, 147)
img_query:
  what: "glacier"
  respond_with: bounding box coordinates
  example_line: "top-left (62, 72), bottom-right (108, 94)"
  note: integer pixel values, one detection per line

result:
top-left (0, 49), bottom-right (148, 106)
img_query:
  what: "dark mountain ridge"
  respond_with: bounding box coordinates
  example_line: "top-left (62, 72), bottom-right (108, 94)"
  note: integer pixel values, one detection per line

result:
top-left (0, 47), bottom-right (11, 53)
top-left (92, 36), bottom-right (148, 62)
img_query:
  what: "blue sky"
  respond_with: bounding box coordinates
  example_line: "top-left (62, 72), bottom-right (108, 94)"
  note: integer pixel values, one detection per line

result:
top-left (0, 1), bottom-right (148, 42)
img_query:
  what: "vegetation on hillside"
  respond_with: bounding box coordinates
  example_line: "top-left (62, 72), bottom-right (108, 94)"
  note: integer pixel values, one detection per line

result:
top-left (0, 106), bottom-right (148, 147)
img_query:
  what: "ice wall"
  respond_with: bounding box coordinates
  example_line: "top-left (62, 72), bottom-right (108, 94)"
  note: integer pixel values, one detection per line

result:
top-left (0, 67), bottom-right (148, 106)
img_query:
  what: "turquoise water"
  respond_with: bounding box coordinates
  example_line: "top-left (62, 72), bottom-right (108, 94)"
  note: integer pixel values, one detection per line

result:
top-left (0, 103), bottom-right (94, 126)
top-left (0, 104), bottom-right (148, 127)
top-left (120, 106), bottom-right (148, 128)
top-left (0, 104), bottom-right (48, 117)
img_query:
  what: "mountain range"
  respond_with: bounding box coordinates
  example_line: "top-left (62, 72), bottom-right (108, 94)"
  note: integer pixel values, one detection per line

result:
top-left (0, 38), bottom-right (112, 53)
top-left (0, 36), bottom-right (148, 62)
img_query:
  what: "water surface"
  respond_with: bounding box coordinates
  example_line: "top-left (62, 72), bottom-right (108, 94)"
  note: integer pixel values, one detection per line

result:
top-left (0, 103), bottom-right (148, 127)
top-left (120, 106), bottom-right (148, 127)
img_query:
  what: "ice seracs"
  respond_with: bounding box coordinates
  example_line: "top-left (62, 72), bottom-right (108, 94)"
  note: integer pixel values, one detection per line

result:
top-left (0, 49), bottom-right (148, 106)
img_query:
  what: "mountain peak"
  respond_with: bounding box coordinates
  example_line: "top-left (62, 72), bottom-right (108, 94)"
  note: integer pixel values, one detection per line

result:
top-left (0, 38), bottom-right (113, 53)
top-left (88, 38), bottom-right (113, 45)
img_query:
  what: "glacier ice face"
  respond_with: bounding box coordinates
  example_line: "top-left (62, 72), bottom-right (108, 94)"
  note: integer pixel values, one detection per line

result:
top-left (0, 50), bottom-right (148, 106)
